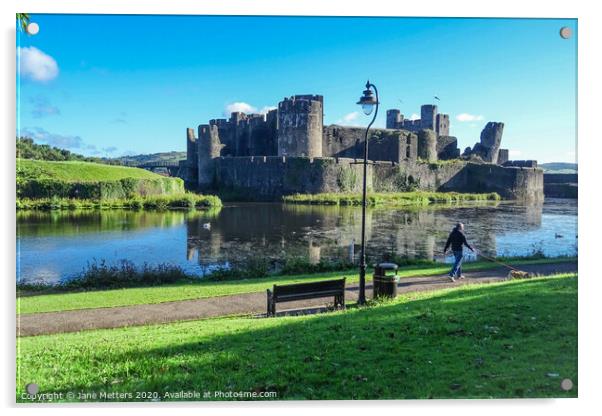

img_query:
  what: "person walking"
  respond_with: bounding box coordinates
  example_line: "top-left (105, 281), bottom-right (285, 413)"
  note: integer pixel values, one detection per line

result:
top-left (443, 222), bottom-right (475, 282)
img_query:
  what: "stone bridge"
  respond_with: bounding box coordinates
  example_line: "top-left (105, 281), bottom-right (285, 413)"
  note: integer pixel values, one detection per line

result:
top-left (125, 160), bottom-right (184, 177)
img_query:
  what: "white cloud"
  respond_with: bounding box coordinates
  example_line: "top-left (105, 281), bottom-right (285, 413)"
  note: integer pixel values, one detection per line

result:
top-left (335, 111), bottom-right (362, 126)
top-left (509, 150), bottom-right (522, 157)
top-left (224, 102), bottom-right (256, 115)
top-left (409, 113), bottom-right (420, 121)
top-left (456, 113), bottom-right (484, 122)
top-left (17, 46), bottom-right (59, 82)
top-left (223, 102), bottom-right (277, 117)
top-left (343, 112), bottom-right (359, 122)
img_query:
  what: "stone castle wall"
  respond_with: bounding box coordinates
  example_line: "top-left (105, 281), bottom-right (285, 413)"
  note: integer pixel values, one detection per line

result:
top-left (209, 111), bottom-right (278, 158)
top-left (322, 126), bottom-right (417, 163)
top-left (207, 156), bottom-right (543, 201)
top-left (213, 156), bottom-right (367, 198)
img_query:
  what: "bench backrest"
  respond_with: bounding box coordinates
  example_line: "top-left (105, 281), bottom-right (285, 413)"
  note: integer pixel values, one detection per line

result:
top-left (273, 278), bottom-right (346, 298)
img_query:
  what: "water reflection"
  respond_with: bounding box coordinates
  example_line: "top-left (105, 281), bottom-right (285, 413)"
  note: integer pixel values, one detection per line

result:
top-left (185, 201), bottom-right (555, 268)
top-left (17, 199), bottom-right (577, 283)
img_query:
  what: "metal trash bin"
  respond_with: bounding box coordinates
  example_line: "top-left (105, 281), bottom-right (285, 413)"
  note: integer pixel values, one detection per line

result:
top-left (373, 262), bottom-right (399, 299)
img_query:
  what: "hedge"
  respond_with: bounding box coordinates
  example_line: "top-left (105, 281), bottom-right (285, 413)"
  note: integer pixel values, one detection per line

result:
top-left (17, 177), bottom-right (185, 200)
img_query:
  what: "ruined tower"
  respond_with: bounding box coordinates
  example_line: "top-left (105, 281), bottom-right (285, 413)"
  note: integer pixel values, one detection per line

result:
top-left (420, 104), bottom-right (438, 131)
top-left (186, 128), bottom-right (197, 167)
top-left (181, 127), bottom-right (199, 185)
top-left (386, 109), bottom-right (402, 129)
top-left (197, 124), bottom-right (224, 186)
top-left (435, 113), bottom-right (450, 137)
top-left (465, 122), bottom-right (505, 164)
top-left (417, 129), bottom-right (438, 162)
top-left (277, 95), bottom-right (323, 158)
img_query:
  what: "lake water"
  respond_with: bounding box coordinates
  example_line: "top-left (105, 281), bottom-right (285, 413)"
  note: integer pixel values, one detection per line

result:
top-left (16, 199), bottom-right (578, 283)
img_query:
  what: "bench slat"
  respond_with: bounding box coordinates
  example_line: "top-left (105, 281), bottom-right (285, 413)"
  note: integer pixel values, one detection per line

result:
top-left (274, 279), bottom-right (345, 296)
top-left (275, 290), bottom-right (344, 302)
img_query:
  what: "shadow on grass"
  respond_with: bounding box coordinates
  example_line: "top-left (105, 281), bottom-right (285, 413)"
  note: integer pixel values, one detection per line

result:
top-left (18, 277), bottom-right (577, 401)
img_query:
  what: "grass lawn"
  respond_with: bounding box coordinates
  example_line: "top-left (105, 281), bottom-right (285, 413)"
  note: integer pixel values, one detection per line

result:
top-left (16, 274), bottom-right (578, 401)
top-left (17, 158), bottom-right (162, 182)
top-left (17, 257), bottom-right (575, 314)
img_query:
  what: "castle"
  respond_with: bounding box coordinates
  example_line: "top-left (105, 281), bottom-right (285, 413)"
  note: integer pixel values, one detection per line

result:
top-left (181, 94), bottom-right (543, 201)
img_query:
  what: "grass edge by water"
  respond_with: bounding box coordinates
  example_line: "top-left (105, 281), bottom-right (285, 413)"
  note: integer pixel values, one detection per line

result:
top-left (17, 256), bottom-right (577, 315)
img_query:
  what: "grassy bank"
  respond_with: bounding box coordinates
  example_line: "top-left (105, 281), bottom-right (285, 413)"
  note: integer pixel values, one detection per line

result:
top-left (16, 193), bottom-right (222, 211)
top-left (283, 191), bottom-right (501, 206)
top-left (17, 256), bottom-right (576, 314)
top-left (16, 274), bottom-right (577, 401)
top-left (17, 158), bottom-right (186, 200)
top-left (17, 158), bottom-right (160, 181)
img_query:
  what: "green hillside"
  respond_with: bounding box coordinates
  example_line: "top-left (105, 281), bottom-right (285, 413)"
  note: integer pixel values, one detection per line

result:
top-left (17, 159), bottom-right (186, 201)
top-left (17, 159), bottom-right (162, 182)
top-left (540, 162), bottom-right (578, 173)
top-left (113, 151), bottom-right (186, 166)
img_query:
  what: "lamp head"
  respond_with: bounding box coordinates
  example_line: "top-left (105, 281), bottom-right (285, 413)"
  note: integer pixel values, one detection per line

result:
top-left (356, 81), bottom-right (378, 115)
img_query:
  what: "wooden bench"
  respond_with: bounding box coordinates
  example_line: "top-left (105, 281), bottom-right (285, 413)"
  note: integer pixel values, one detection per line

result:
top-left (266, 278), bottom-right (346, 317)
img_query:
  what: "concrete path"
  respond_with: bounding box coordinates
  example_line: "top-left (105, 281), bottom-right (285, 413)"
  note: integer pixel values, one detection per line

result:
top-left (17, 262), bottom-right (577, 337)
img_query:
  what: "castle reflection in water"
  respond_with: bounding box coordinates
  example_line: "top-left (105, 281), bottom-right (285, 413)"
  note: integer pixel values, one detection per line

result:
top-left (184, 201), bottom-right (553, 271)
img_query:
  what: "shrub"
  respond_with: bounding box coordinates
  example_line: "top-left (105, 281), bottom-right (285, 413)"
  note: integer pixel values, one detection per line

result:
top-left (16, 193), bottom-right (222, 211)
top-left (60, 259), bottom-right (193, 290)
top-left (168, 195), bottom-right (195, 209)
top-left (282, 191), bottom-right (501, 206)
top-left (17, 177), bottom-right (185, 200)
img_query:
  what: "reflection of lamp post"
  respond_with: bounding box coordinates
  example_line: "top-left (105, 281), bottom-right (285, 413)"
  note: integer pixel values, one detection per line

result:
top-left (355, 80), bottom-right (379, 305)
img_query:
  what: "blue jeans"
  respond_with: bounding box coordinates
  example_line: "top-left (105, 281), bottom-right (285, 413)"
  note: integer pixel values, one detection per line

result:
top-left (449, 250), bottom-right (463, 277)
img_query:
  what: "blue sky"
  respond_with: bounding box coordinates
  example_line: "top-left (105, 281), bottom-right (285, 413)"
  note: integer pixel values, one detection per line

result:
top-left (17, 15), bottom-right (577, 162)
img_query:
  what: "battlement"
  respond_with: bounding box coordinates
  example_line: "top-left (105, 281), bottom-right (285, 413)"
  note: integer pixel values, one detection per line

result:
top-left (278, 94), bottom-right (323, 113)
top-left (209, 118), bottom-right (229, 127)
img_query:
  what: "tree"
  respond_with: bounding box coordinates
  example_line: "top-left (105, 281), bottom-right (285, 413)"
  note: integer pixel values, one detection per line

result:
top-left (16, 13), bottom-right (30, 32)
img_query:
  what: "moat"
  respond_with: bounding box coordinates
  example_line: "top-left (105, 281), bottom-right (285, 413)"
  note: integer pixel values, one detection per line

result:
top-left (17, 199), bottom-right (577, 284)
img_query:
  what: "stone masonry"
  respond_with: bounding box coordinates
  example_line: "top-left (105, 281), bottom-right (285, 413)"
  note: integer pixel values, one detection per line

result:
top-left (181, 93), bottom-right (543, 201)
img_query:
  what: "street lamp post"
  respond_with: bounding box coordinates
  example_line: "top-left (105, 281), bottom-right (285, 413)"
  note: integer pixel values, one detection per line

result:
top-left (356, 80), bottom-right (379, 305)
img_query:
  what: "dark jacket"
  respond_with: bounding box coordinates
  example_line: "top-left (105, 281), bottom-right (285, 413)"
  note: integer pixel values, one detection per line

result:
top-left (444, 228), bottom-right (473, 253)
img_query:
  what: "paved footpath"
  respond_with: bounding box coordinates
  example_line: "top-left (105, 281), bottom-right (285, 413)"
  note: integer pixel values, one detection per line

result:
top-left (17, 262), bottom-right (577, 337)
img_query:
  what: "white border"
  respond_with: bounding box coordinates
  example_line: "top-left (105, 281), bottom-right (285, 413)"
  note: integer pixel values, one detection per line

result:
top-left (2, 1), bottom-right (600, 415)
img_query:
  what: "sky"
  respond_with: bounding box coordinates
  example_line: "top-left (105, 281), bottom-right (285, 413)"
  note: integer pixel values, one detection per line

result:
top-left (16, 15), bottom-right (577, 163)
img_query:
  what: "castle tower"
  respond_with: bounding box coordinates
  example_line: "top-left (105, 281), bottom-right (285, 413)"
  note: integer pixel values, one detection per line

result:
top-left (186, 128), bottom-right (197, 166)
top-left (386, 109), bottom-right (402, 129)
top-left (436, 113), bottom-right (450, 136)
top-left (417, 129), bottom-right (438, 162)
top-left (479, 122), bottom-right (504, 164)
top-left (197, 124), bottom-right (224, 187)
top-left (277, 95), bottom-right (323, 158)
top-left (420, 104), bottom-right (438, 131)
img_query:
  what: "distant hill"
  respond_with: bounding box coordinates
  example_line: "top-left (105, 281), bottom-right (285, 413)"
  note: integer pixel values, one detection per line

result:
top-left (17, 137), bottom-right (186, 168)
top-left (540, 162), bottom-right (578, 174)
top-left (16, 137), bottom-right (119, 165)
top-left (112, 151), bottom-right (186, 166)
